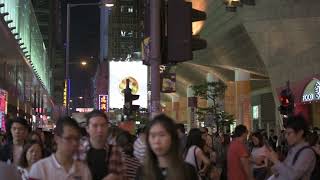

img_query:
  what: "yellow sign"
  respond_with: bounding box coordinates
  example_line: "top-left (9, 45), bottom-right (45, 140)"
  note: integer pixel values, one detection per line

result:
top-left (63, 80), bottom-right (67, 107)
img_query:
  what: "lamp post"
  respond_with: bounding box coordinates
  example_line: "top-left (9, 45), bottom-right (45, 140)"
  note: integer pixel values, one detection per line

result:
top-left (65, 0), bottom-right (114, 115)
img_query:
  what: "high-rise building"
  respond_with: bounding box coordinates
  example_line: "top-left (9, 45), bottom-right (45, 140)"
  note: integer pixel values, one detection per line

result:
top-left (108, 0), bottom-right (144, 61)
top-left (31, 0), bottom-right (65, 107)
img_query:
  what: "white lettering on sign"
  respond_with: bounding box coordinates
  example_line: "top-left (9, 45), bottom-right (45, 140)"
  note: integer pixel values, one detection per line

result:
top-left (303, 94), bottom-right (314, 102)
top-left (315, 81), bottom-right (320, 99)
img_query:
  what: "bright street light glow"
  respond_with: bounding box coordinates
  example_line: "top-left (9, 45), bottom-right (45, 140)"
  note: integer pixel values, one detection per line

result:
top-left (78, 96), bottom-right (83, 99)
top-left (105, 3), bottom-right (114, 7)
top-left (81, 61), bottom-right (87, 66)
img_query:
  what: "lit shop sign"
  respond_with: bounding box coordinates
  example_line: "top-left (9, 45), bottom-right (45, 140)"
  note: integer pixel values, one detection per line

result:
top-left (76, 108), bottom-right (94, 113)
top-left (0, 89), bottom-right (8, 131)
top-left (63, 80), bottom-right (67, 107)
top-left (302, 78), bottom-right (320, 102)
top-left (63, 79), bottom-right (70, 107)
top-left (99, 95), bottom-right (108, 112)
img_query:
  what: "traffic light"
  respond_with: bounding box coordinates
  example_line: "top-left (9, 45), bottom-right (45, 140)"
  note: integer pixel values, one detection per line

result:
top-left (278, 87), bottom-right (294, 116)
top-left (161, 0), bottom-right (207, 64)
top-left (123, 79), bottom-right (140, 116)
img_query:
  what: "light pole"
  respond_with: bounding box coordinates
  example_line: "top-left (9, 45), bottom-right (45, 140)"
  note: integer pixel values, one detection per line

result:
top-left (65, 1), bottom-right (113, 115)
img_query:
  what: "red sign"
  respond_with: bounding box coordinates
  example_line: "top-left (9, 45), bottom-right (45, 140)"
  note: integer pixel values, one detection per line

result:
top-left (0, 89), bottom-right (8, 131)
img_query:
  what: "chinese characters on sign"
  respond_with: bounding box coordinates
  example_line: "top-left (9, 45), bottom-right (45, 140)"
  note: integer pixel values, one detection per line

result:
top-left (63, 80), bottom-right (68, 107)
top-left (99, 95), bottom-right (108, 112)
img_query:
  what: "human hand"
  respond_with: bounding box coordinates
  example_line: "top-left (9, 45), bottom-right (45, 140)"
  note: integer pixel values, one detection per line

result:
top-left (266, 149), bottom-right (279, 164)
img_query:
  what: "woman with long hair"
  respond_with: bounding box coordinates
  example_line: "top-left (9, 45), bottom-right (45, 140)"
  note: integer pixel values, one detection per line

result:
top-left (250, 132), bottom-right (269, 180)
top-left (135, 114), bottom-right (198, 180)
top-left (184, 128), bottom-right (210, 178)
top-left (17, 140), bottom-right (44, 180)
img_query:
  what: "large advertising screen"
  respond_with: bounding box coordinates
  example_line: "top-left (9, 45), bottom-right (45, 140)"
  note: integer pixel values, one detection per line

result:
top-left (109, 61), bottom-right (148, 108)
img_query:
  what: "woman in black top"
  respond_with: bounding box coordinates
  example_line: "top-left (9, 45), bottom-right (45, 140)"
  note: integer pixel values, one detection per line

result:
top-left (135, 114), bottom-right (198, 180)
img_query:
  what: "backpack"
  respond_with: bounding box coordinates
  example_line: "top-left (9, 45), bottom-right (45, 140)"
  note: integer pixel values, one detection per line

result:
top-left (292, 146), bottom-right (320, 180)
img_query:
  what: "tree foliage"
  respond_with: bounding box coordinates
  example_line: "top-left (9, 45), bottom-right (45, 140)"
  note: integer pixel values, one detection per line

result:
top-left (192, 81), bottom-right (234, 132)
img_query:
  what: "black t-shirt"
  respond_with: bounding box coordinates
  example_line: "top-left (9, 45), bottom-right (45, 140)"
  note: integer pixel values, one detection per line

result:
top-left (87, 148), bottom-right (108, 180)
top-left (135, 162), bottom-right (198, 180)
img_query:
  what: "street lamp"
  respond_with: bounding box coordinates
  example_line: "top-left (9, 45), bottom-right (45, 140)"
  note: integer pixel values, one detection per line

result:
top-left (66, 1), bottom-right (113, 115)
top-left (81, 61), bottom-right (87, 66)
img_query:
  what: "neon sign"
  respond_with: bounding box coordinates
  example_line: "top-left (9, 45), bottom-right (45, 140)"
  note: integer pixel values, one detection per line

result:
top-left (99, 95), bottom-right (108, 112)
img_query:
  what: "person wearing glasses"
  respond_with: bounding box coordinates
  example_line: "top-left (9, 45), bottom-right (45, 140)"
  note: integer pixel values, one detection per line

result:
top-left (266, 115), bottom-right (316, 180)
top-left (28, 117), bottom-right (92, 180)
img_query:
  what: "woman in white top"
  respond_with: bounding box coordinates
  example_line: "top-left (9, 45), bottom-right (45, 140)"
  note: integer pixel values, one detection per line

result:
top-left (250, 132), bottom-right (269, 180)
top-left (184, 128), bottom-right (210, 179)
top-left (17, 140), bottom-right (44, 180)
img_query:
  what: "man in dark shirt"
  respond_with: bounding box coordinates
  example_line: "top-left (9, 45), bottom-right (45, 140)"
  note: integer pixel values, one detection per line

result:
top-left (0, 118), bottom-right (29, 164)
top-left (78, 110), bottom-right (125, 180)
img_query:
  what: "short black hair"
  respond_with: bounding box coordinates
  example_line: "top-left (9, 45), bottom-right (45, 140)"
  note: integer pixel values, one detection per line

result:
top-left (234, 125), bottom-right (248, 138)
top-left (85, 109), bottom-right (108, 125)
top-left (55, 116), bottom-right (80, 136)
top-left (137, 126), bottom-right (146, 135)
top-left (10, 117), bottom-right (29, 129)
top-left (176, 123), bottom-right (185, 134)
top-left (286, 114), bottom-right (309, 138)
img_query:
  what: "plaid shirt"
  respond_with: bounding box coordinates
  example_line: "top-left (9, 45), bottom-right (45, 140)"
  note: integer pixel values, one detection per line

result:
top-left (76, 137), bottom-right (126, 180)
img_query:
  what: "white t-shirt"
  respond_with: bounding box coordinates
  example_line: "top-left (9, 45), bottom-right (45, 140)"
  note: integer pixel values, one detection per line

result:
top-left (251, 145), bottom-right (268, 168)
top-left (29, 154), bottom-right (92, 180)
top-left (184, 145), bottom-right (202, 170)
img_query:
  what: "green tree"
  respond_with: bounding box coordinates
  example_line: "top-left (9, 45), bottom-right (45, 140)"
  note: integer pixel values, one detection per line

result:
top-left (192, 81), bottom-right (235, 132)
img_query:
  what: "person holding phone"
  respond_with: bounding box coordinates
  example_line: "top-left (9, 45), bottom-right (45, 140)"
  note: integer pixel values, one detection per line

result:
top-left (266, 115), bottom-right (316, 180)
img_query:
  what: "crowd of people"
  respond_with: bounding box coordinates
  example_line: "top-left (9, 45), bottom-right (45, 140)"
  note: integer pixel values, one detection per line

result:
top-left (0, 110), bottom-right (319, 180)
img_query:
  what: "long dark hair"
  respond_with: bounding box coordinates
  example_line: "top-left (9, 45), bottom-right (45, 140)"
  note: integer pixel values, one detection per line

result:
top-left (184, 128), bottom-right (204, 155)
top-left (143, 114), bottom-right (191, 180)
top-left (18, 140), bottom-right (44, 168)
top-left (252, 132), bottom-right (265, 147)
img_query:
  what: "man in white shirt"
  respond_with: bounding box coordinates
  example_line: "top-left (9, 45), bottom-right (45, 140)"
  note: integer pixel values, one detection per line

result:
top-left (29, 117), bottom-right (92, 180)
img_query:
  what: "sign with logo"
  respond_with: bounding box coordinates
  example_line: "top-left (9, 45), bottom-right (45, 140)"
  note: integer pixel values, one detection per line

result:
top-left (99, 95), bottom-right (108, 112)
top-left (302, 78), bottom-right (320, 102)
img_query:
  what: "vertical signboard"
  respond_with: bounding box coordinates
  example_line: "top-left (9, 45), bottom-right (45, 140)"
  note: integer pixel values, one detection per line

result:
top-left (99, 95), bottom-right (108, 112)
top-left (63, 79), bottom-right (70, 108)
top-left (0, 89), bottom-right (8, 131)
top-left (63, 80), bottom-right (67, 107)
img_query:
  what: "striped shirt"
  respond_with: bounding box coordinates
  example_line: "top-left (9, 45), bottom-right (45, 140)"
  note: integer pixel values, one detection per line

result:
top-left (122, 153), bottom-right (140, 180)
top-left (133, 137), bottom-right (146, 163)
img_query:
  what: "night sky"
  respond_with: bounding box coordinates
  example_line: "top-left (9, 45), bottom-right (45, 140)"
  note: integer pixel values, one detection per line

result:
top-left (64, 0), bottom-right (100, 107)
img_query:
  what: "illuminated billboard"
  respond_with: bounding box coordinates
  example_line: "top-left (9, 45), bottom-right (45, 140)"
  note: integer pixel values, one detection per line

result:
top-left (99, 95), bottom-right (108, 112)
top-left (109, 61), bottom-right (147, 108)
top-left (0, 89), bottom-right (8, 131)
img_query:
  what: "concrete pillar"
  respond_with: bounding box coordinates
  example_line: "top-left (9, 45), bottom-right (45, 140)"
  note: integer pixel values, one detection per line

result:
top-left (235, 69), bottom-right (252, 130)
top-left (187, 86), bottom-right (197, 130)
top-left (171, 95), bottom-right (180, 121)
